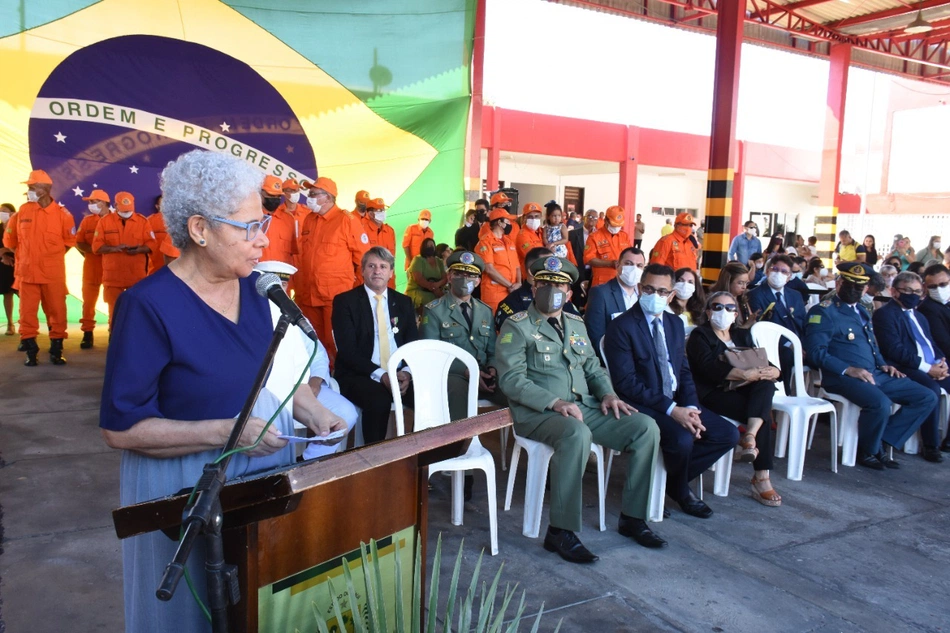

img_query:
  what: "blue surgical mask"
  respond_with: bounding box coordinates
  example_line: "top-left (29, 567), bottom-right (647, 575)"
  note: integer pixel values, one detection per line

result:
top-left (639, 292), bottom-right (668, 315)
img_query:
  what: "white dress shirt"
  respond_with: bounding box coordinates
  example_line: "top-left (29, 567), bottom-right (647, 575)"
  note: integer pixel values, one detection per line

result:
top-left (645, 312), bottom-right (680, 415)
top-left (364, 285), bottom-right (402, 382)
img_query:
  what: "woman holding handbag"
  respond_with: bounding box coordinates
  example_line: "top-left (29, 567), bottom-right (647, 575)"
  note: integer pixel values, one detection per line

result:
top-left (685, 291), bottom-right (783, 507)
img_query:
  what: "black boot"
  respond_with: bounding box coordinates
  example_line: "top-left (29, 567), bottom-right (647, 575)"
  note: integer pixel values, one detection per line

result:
top-left (22, 338), bottom-right (39, 366)
top-left (80, 331), bottom-right (94, 349)
top-left (49, 338), bottom-right (67, 366)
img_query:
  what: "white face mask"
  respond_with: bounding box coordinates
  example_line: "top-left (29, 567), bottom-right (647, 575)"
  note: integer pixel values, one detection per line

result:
top-left (607, 224), bottom-right (621, 235)
top-left (673, 280), bottom-right (695, 300)
top-left (26, 190), bottom-right (39, 203)
top-left (375, 211), bottom-right (386, 223)
top-left (930, 285), bottom-right (950, 304)
top-left (619, 265), bottom-right (643, 287)
top-left (118, 211), bottom-right (133, 219)
top-left (792, 271), bottom-right (804, 280)
top-left (88, 203), bottom-right (100, 214)
top-left (419, 220), bottom-right (430, 229)
top-left (285, 192), bottom-right (300, 204)
top-left (768, 271), bottom-right (788, 289)
top-left (710, 309), bottom-right (736, 331)
top-left (306, 196), bottom-right (320, 212)
top-left (0, 211), bottom-right (10, 223)
top-left (526, 217), bottom-right (541, 231)
top-left (746, 227), bottom-right (757, 237)
top-left (819, 267), bottom-right (828, 277)
top-left (934, 242), bottom-right (942, 250)
top-left (754, 262), bottom-right (764, 269)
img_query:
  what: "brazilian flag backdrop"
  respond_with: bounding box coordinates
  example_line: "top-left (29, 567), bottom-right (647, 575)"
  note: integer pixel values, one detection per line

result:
top-left (0, 0), bottom-right (475, 316)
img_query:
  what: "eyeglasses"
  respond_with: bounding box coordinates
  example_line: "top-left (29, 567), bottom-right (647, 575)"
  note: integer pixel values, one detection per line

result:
top-left (895, 286), bottom-right (923, 296)
top-left (926, 280), bottom-right (950, 289)
top-left (710, 303), bottom-right (738, 312)
top-left (640, 285), bottom-right (672, 297)
top-left (211, 214), bottom-right (271, 241)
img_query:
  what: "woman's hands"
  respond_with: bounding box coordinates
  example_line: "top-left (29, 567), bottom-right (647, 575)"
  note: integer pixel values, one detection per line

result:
top-left (234, 416), bottom-right (288, 456)
top-left (742, 366), bottom-right (780, 382)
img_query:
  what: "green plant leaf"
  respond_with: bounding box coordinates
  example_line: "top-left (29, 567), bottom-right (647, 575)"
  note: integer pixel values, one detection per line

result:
top-left (393, 537), bottom-right (406, 631)
top-left (367, 540), bottom-right (388, 633)
top-left (458, 549), bottom-right (483, 633)
top-left (412, 531), bottom-right (422, 633)
top-left (527, 603), bottom-right (549, 633)
top-left (341, 550), bottom-right (367, 633)
top-left (426, 534), bottom-right (443, 633)
top-left (443, 538), bottom-right (465, 633)
top-left (488, 583), bottom-right (518, 632)
top-left (503, 591), bottom-right (528, 633)
top-left (312, 599), bottom-right (330, 633)
top-left (327, 578), bottom-right (348, 633)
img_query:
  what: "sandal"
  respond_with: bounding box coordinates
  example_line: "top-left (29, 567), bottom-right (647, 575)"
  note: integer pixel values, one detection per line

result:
top-left (736, 432), bottom-right (759, 463)
top-left (751, 475), bottom-right (782, 507)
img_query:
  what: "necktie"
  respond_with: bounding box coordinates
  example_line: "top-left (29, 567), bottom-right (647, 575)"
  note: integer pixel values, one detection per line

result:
top-left (460, 301), bottom-right (473, 329)
top-left (906, 311), bottom-right (936, 364)
top-left (775, 291), bottom-right (785, 314)
top-left (375, 294), bottom-right (391, 368)
top-left (547, 317), bottom-right (564, 342)
top-left (652, 317), bottom-right (674, 398)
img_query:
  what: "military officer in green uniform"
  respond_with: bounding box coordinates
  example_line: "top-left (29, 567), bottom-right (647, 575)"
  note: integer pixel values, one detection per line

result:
top-left (420, 250), bottom-right (507, 421)
top-left (495, 256), bottom-right (664, 564)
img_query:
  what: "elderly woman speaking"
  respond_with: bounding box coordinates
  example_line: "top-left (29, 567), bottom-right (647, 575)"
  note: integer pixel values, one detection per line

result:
top-left (100, 150), bottom-right (345, 633)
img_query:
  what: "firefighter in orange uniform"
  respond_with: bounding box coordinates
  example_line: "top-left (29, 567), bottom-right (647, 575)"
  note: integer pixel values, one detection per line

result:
top-left (402, 209), bottom-right (435, 270)
top-left (352, 190), bottom-right (371, 220)
top-left (3, 169), bottom-right (76, 366)
top-left (363, 197), bottom-right (396, 290)
top-left (92, 191), bottom-right (155, 328)
top-left (76, 189), bottom-right (110, 349)
top-left (478, 192), bottom-right (520, 245)
top-left (584, 205), bottom-right (631, 288)
top-left (147, 195), bottom-right (168, 275)
top-left (515, 202), bottom-right (544, 277)
top-left (261, 177), bottom-right (299, 269)
top-left (475, 207), bottom-right (521, 312)
top-left (297, 177), bottom-right (368, 363)
top-left (649, 212), bottom-right (700, 271)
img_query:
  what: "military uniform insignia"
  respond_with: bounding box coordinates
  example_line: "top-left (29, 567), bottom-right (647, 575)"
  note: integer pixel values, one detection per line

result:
top-left (564, 312), bottom-right (584, 322)
top-left (819, 299), bottom-right (832, 307)
top-left (499, 332), bottom-right (513, 344)
top-left (425, 298), bottom-right (440, 309)
top-left (808, 314), bottom-right (821, 324)
top-left (544, 256), bottom-right (561, 272)
top-left (848, 329), bottom-right (855, 340)
top-left (510, 311), bottom-right (528, 322)
top-left (460, 252), bottom-right (475, 265)
top-left (532, 333), bottom-right (543, 340)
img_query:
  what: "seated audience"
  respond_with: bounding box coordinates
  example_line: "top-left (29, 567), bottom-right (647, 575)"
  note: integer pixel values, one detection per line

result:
top-left (669, 267), bottom-right (705, 330)
top-left (584, 246), bottom-right (645, 360)
top-left (405, 237), bottom-right (447, 309)
top-left (710, 262), bottom-right (753, 325)
top-left (494, 247), bottom-right (579, 331)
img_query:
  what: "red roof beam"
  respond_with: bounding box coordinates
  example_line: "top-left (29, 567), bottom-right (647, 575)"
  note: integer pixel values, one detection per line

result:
top-left (751, 0), bottom-right (837, 22)
top-left (829, 0), bottom-right (950, 29)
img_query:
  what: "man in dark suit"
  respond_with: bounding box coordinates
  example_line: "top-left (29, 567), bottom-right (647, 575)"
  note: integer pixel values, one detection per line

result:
top-left (872, 271), bottom-right (949, 461)
top-left (604, 263), bottom-right (739, 519)
top-left (919, 264), bottom-right (950, 363)
top-left (332, 246), bottom-right (419, 444)
top-left (568, 209), bottom-right (598, 307)
top-left (494, 247), bottom-right (579, 331)
top-left (746, 254), bottom-right (806, 391)
top-left (585, 247), bottom-right (645, 361)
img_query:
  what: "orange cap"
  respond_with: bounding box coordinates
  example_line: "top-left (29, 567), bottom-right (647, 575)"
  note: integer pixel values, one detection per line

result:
top-left (302, 177), bottom-right (338, 198)
top-left (22, 169), bottom-right (52, 186)
top-left (490, 192), bottom-right (510, 207)
top-left (489, 208), bottom-right (514, 222)
top-left (675, 212), bottom-right (696, 226)
top-left (82, 189), bottom-right (110, 203)
top-left (366, 197), bottom-right (386, 211)
top-left (262, 175), bottom-right (282, 196)
top-left (522, 202), bottom-right (542, 215)
top-left (355, 190), bottom-right (371, 205)
top-left (605, 206), bottom-right (625, 227)
top-left (281, 178), bottom-right (300, 192)
top-left (418, 209), bottom-right (432, 220)
top-left (115, 191), bottom-right (135, 213)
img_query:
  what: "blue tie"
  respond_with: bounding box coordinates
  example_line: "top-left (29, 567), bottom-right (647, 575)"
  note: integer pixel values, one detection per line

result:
top-left (652, 317), bottom-right (674, 399)
top-left (906, 311), bottom-right (936, 364)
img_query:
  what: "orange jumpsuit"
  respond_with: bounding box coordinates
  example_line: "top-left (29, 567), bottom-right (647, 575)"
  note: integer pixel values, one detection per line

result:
top-left (147, 212), bottom-right (168, 274)
top-left (584, 227), bottom-right (631, 287)
top-left (476, 232), bottom-right (519, 313)
top-left (77, 214), bottom-right (104, 332)
top-left (92, 212), bottom-right (155, 326)
top-left (478, 220), bottom-right (519, 248)
top-left (649, 229), bottom-right (700, 271)
top-left (297, 205), bottom-right (368, 361)
top-left (402, 224), bottom-right (434, 270)
top-left (363, 216), bottom-right (397, 290)
top-left (515, 226), bottom-right (544, 278)
top-left (261, 204), bottom-right (298, 266)
top-left (3, 200), bottom-right (76, 340)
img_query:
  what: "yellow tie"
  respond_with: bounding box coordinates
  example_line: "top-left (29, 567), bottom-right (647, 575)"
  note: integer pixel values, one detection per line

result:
top-left (375, 294), bottom-right (391, 368)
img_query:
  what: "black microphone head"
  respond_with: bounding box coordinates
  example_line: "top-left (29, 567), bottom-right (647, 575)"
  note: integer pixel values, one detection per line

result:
top-left (255, 272), bottom-right (283, 298)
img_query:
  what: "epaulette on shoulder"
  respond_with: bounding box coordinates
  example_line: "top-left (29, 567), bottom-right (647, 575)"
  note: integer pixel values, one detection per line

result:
top-left (564, 312), bottom-right (584, 322)
top-left (425, 297), bottom-right (441, 310)
top-left (819, 299), bottom-right (833, 308)
top-left (510, 311), bottom-right (528, 322)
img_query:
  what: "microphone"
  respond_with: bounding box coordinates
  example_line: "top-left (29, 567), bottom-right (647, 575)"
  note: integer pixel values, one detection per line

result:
top-left (255, 273), bottom-right (320, 343)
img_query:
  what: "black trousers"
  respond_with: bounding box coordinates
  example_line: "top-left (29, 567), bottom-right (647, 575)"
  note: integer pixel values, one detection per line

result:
top-left (699, 380), bottom-right (776, 471)
top-left (337, 375), bottom-right (415, 445)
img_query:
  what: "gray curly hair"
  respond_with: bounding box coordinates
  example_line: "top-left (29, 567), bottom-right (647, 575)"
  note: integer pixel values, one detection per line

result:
top-left (160, 150), bottom-right (263, 249)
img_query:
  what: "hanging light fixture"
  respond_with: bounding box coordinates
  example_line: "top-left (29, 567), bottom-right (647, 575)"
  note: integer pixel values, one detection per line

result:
top-left (905, 3), bottom-right (933, 34)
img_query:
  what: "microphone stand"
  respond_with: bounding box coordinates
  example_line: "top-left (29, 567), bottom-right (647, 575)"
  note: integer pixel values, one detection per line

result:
top-left (157, 314), bottom-right (292, 632)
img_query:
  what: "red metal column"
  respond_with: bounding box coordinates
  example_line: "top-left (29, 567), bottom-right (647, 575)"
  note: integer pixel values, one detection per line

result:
top-left (618, 125), bottom-right (640, 227)
top-left (730, 140), bottom-right (746, 238)
top-left (465, 0), bottom-right (487, 201)
top-left (816, 44), bottom-right (851, 264)
top-left (486, 107), bottom-right (500, 192)
top-left (700, 0), bottom-right (744, 282)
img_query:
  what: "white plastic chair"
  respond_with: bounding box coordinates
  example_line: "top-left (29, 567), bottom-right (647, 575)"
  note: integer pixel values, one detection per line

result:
top-left (812, 369), bottom-right (860, 467)
top-left (805, 283), bottom-right (826, 310)
top-left (751, 322), bottom-right (838, 479)
top-left (387, 340), bottom-right (499, 555)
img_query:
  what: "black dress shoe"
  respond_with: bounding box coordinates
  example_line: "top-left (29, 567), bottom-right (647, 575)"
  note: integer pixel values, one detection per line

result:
top-left (876, 451), bottom-right (900, 469)
top-left (676, 491), bottom-right (713, 519)
top-left (80, 331), bottom-right (94, 349)
top-left (857, 453), bottom-right (885, 470)
top-left (543, 528), bottom-right (599, 564)
top-left (922, 447), bottom-right (944, 463)
top-left (939, 442), bottom-right (950, 453)
top-left (618, 515), bottom-right (667, 549)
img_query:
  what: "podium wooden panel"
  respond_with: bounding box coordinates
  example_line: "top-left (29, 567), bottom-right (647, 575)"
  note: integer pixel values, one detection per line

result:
top-left (112, 409), bottom-right (511, 632)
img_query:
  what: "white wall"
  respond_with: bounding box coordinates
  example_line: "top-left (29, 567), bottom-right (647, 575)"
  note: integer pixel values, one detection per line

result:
top-left (743, 177), bottom-right (819, 239)
top-left (636, 171), bottom-right (707, 251)
top-left (557, 172), bottom-right (618, 214)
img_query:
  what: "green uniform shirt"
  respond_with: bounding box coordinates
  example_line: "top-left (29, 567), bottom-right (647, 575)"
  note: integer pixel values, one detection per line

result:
top-left (420, 294), bottom-right (496, 372)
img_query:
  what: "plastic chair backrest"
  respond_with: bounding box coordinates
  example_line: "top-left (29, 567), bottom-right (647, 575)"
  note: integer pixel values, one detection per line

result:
top-left (750, 321), bottom-right (807, 398)
top-left (805, 283), bottom-right (825, 309)
top-left (599, 336), bottom-right (610, 377)
top-left (387, 339), bottom-right (480, 435)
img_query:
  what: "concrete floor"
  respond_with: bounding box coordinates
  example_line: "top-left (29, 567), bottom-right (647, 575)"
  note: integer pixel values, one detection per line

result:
top-left (1, 326), bottom-right (949, 632)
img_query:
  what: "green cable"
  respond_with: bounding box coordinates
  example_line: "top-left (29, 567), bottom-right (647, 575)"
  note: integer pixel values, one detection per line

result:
top-left (183, 342), bottom-right (319, 622)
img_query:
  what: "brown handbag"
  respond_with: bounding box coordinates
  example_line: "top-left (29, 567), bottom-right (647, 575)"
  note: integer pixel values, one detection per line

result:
top-left (720, 346), bottom-right (770, 391)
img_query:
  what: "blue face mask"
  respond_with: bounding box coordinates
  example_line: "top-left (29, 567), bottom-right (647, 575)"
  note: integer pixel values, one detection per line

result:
top-left (897, 292), bottom-right (922, 310)
top-left (639, 292), bottom-right (668, 315)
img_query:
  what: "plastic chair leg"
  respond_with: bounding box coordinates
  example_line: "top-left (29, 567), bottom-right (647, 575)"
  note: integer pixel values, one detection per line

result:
top-left (522, 449), bottom-right (552, 539)
top-left (774, 410), bottom-right (790, 459)
top-left (647, 457), bottom-right (667, 522)
top-left (840, 406), bottom-right (859, 467)
top-left (504, 443), bottom-right (522, 512)
top-left (592, 445), bottom-right (606, 532)
top-left (829, 409), bottom-right (838, 474)
top-left (499, 427), bottom-right (509, 471)
top-left (451, 471), bottom-right (464, 526)
top-left (484, 466), bottom-right (499, 556)
top-left (785, 411), bottom-right (808, 482)
top-left (713, 449), bottom-right (733, 497)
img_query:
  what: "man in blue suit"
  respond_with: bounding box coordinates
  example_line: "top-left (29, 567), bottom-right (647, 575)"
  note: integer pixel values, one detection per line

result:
top-left (872, 271), bottom-right (948, 462)
top-left (805, 262), bottom-right (935, 470)
top-left (919, 264), bottom-right (950, 362)
top-left (585, 247), bottom-right (645, 362)
top-left (746, 254), bottom-right (806, 391)
top-left (604, 263), bottom-right (739, 518)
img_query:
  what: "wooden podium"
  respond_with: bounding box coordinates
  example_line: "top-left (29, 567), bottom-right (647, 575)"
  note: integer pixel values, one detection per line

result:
top-left (112, 409), bottom-right (511, 632)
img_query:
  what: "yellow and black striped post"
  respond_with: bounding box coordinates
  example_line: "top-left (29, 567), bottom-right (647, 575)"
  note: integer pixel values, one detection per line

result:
top-left (701, 167), bottom-right (734, 281)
